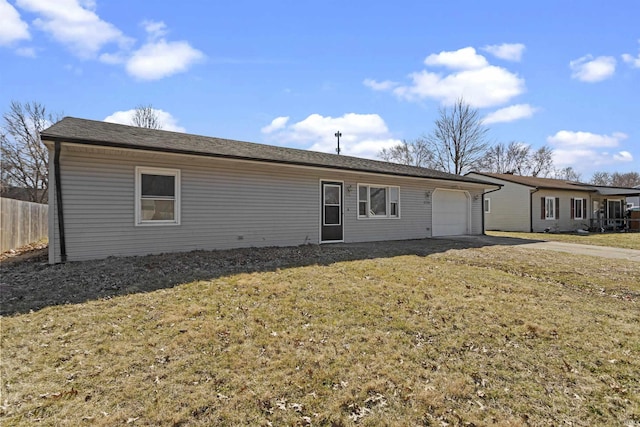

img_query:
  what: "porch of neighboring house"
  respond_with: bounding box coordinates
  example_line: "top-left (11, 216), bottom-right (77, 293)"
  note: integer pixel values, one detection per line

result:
top-left (589, 197), bottom-right (640, 232)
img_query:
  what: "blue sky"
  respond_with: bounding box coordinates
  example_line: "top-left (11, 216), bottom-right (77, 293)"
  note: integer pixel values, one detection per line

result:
top-left (2, 0), bottom-right (638, 180)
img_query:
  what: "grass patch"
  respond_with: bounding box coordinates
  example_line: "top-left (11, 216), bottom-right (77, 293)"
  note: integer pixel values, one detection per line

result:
top-left (2, 246), bottom-right (639, 425)
top-left (488, 230), bottom-right (640, 250)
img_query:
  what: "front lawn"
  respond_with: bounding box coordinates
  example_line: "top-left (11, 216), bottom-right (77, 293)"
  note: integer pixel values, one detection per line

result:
top-left (487, 230), bottom-right (640, 250)
top-left (1, 245), bottom-right (639, 426)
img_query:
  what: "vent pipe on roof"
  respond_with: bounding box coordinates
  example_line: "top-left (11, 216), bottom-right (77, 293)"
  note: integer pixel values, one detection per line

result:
top-left (334, 131), bottom-right (342, 155)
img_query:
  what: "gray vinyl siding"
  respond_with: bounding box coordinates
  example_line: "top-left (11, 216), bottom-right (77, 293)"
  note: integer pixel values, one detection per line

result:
top-left (49, 145), bottom-right (487, 262)
top-left (531, 189), bottom-right (592, 232)
top-left (467, 173), bottom-right (531, 232)
top-left (469, 189), bottom-right (483, 234)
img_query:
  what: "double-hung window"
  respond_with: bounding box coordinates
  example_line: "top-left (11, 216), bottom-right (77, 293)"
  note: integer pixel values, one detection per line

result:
top-left (544, 197), bottom-right (556, 220)
top-left (358, 184), bottom-right (400, 218)
top-left (135, 167), bottom-right (180, 225)
top-left (573, 198), bottom-right (584, 220)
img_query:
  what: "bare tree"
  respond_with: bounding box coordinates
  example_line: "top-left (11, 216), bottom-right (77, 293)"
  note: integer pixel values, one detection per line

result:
top-left (478, 141), bottom-right (530, 174)
top-left (1, 101), bottom-right (61, 203)
top-left (528, 146), bottom-right (554, 177)
top-left (553, 166), bottom-right (581, 182)
top-left (131, 104), bottom-right (162, 129)
top-left (378, 138), bottom-right (434, 168)
top-left (591, 171), bottom-right (640, 187)
top-left (425, 98), bottom-right (489, 175)
top-left (590, 171), bottom-right (611, 185)
top-left (611, 172), bottom-right (640, 187)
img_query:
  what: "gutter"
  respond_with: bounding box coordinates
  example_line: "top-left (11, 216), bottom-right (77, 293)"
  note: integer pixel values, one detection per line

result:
top-left (40, 134), bottom-right (491, 188)
top-left (529, 188), bottom-right (539, 233)
top-left (54, 141), bottom-right (67, 263)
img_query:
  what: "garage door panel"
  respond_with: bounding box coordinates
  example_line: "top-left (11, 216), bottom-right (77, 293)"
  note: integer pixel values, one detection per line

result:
top-left (432, 190), bottom-right (468, 236)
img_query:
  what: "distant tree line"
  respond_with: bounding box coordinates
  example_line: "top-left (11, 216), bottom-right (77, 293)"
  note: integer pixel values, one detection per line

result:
top-left (1, 99), bottom-right (636, 204)
top-left (378, 97), bottom-right (630, 185)
top-left (589, 171), bottom-right (640, 187)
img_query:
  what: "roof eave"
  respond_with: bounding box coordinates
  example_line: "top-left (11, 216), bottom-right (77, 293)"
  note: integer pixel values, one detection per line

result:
top-left (41, 134), bottom-right (496, 187)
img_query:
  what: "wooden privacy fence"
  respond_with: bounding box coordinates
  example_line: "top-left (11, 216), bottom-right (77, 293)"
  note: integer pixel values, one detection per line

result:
top-left (0, 197), bottom-right (48, 253)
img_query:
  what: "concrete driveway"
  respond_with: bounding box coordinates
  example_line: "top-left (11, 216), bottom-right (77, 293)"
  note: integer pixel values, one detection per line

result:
top-left (440, 235), bottom-right (640, 262)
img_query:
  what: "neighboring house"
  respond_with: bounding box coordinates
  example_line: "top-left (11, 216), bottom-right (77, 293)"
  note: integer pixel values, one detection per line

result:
top-left (41, 117), bottom-right (499, 263)
top-left (627, 186), bottom-right (640, 209)
top-left (466, 172), bottom-right (640, 233)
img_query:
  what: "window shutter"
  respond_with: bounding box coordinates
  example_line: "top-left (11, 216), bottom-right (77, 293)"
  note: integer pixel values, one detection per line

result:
top-left (570, 198), bottom-right (575, 219)
top-left (555, 197), bottom-right (560, 219)
top-left (583, 199), bottom-right (587, 218)
top-left (541, 197), bottom-right (545, 219)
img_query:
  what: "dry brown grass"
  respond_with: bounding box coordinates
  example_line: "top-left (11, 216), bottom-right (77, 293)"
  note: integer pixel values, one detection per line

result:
top-left (487, 230), bottom-right (640, 250)
top-left (2, 245), bottom-right (639, 426)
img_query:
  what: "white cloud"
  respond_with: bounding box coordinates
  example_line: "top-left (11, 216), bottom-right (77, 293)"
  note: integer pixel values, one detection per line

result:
top-left (569, 55), bottom-right (616, 82)
top-left (261, 116), bottom-right (289, 134)
top-left (548, 130), bottom-right (632, 172)
top-left (16, 0), bottom-right (132, 58)
top-left (104, 109), bottom-right (185, 132)
top-left (142, 20), bottom-right (167, 40)
top-left (10, 4), bottom-right (202, 80)
top-left (261, 113), bottom-right (402, 159)
top-left (613, 151), bottom-right (633, 162)
top-left (363, 78), bottom-right (398, 91)
top-left (0, 0), bottom-right (30, 45)
top-left (483, 104), bottom-right (538, 124)
top-left (553, 148), bottom-right (634, 170)
top-left (393, 65), bottom-right (525, 108)
top-left (424, 47), bottom-right (488, 69)
top-left (482, 43), bottom-right (525, 62)
top-left (126, 40), bottom-right (203, 80)
top-left (622, 40), bottom-right (640, 68)
top-left (368, 46), bottom-right (525, 108)
top-left (547, 130), bottom-right (627, 148)
top-left (125, 21), bottom-right (204, 80)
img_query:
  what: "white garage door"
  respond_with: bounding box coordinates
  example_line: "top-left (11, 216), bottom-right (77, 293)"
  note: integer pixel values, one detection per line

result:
top-left (432, 189), bottom-right (469, 236)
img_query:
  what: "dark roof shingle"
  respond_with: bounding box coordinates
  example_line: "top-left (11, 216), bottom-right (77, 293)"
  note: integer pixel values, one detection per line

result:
top-left (469, 172), bottom-right (640, 195)
top-left (42, 117), bottom-right (495, 186)
top-left (470, 172), bottom-right (591, 190)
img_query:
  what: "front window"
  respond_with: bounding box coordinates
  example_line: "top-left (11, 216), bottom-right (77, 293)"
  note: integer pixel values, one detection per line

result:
top-left (357, 185), bottom-right (400, 218)
top-left (574, 198), bottom-right (584, 220)
top-left (545, 197), bottom-right (555, 220)
top-left (136, 167), bottom-right (180, 225)
top-left (484, 198), bottom-right (490, 213)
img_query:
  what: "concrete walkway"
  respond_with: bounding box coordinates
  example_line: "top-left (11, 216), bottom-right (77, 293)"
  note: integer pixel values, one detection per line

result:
top-left (516, 240), bottom-right (640, 262)
top-left (442, 235), bottom-right (640, 262)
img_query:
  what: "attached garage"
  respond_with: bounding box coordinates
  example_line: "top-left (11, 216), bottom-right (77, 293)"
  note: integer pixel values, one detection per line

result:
top-left (432, 189), bottom-right (470, 236)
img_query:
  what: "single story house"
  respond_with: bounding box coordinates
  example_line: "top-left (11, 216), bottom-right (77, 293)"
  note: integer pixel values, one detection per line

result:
top-left (466, 172), bottom-right (640, 233)
top-left (41, 117), bottom-right (499, 263)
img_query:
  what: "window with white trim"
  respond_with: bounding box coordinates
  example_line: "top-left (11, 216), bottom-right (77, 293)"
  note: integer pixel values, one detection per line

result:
top-left (573, 198), bottom-right (584, 220)
top-left (545, 197), bottom-right (555, 220)
top-left (484, 198), bottom-right (490, 213)
top-left (135, 167), bottom-right (180, 225)
top-left (357, 184), bottom-right (400, 218)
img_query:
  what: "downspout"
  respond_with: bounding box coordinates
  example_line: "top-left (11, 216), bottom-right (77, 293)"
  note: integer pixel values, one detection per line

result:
top-left (529, 188), bottom-right (539, 233)
top-left (54, 141), bottom-right (67, 263)
top-left (481, 187), bottom-right (501, 235)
